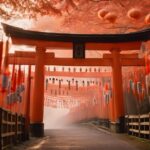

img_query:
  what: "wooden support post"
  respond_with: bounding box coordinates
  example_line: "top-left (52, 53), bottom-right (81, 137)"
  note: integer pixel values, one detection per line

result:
top-left (0, 42), bottom-right (3, 73)
top-left (24, 65), bottom-right (31, 140)
top-left (2, 39), bottom-right (9, 71)
top-left (110, 50), bottom-right (125, 133)
top-left (30, 47), bottom-right (45, 137)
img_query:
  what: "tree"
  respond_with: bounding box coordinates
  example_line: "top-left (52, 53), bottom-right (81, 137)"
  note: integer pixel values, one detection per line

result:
top-left (0, 0), bottom-right (149, 33)
top-left (0, 0), bottom-right (80, 19)
top-left (1, 0), bottom-right (148, 20)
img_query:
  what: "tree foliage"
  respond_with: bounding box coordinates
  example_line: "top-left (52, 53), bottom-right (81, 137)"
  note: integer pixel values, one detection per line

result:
top-left (0, 0), bottom-right (81, 19)
top-left (0, 0), bottom-right (149, 33)
top-left (0, 0), bottom-right (149, 20)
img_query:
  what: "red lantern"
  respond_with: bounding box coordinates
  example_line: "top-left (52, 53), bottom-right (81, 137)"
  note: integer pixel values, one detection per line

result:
top-left (98, 9), bottom-right (108, 20)
top-left (104, 12), bottom-right (117, 23)
top-left (127, 8), bottom-right (141, 20)
top-left (145, 14), bottom-right (150, 24)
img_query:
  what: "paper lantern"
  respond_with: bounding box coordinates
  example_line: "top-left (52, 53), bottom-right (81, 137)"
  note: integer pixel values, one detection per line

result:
top-left (145, 14), bottom-right (150, 24)
top-left (98, 9), bottom-right (108, 19)
top-left (62, 67), bottom-right (64, 72)
top-left (59, 80), bottom-right (61, 88)
top-left (127, 8), bottom-right (141, 20)
top-left (104, 12), bottom-right (117, 23)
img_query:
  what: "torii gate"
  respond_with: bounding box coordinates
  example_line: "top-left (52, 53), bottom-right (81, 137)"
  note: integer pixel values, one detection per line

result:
top-left (1, 23), bottom-right (150, 137)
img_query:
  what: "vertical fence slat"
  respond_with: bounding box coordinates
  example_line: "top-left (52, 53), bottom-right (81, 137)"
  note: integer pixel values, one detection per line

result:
top-left (0, 108), bottom-right (28, 150)
top-left (126, 113), bottom-right (150, 140)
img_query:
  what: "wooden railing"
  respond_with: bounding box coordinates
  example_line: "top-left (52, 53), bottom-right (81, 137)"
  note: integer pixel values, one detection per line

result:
top-left (0, 108), bottom-right (27, 150)
top-left (125, 113), bottom-right (150, 140)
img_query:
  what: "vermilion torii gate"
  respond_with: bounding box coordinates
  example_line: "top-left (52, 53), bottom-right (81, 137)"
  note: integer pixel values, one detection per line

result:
top-left (1, 23), bottom-right (150, 137)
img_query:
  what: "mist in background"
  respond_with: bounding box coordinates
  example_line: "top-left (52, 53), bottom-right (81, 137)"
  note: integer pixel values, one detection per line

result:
top-left (44, 106), bottom-right (70, 129)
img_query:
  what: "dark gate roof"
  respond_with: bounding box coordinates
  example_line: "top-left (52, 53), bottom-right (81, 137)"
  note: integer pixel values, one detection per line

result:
top-left (2, 23), bottom-right (150, 43)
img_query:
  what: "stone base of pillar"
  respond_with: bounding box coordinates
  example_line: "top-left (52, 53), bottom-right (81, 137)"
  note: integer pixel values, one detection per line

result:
top-left (30, 123), bottom-right (44, 137)
top-left (98, 119), bottom-right (110, 128)
top-left (110, 116), bottom-right (125, 133)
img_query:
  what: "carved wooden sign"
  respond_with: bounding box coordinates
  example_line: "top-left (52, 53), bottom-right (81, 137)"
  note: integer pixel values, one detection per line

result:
top-left (73, 42), bottom-right (85, 59)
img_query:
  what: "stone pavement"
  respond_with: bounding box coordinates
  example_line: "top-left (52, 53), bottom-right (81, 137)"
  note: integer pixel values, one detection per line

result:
top-left (12, 124), bottom-right (150, 150)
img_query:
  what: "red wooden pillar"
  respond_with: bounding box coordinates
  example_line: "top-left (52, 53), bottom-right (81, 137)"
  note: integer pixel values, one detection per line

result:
top-left (0, 39), bottom-right (9, 108)
top-left (30, 47), bottom-right (45, 137)
top-left (24, 65), bottom-right (31, 139)
top-left (111, 50), bottom-right (125, 132)
top-left (0, 42), bottom-right (3, 72)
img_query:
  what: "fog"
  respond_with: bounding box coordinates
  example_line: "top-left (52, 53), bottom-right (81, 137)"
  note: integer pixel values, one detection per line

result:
top-left (43, 106), bottom-right (70, 129)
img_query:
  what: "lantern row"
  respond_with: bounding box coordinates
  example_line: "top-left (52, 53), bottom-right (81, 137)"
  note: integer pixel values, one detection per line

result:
top-left (46, 66), bottom-right (111, 73)
top-left (98, 8), bottom-right (150, 24)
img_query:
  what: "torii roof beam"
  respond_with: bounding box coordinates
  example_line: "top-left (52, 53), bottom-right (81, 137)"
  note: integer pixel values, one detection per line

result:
top-left (2, 23), bottom-right (150, 43)
top-left (2, 23), bottom-right (150, 50)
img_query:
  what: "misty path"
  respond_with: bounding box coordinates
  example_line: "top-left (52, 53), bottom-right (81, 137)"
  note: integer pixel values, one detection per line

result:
top-left (12, 124), bottom-right (150, 150)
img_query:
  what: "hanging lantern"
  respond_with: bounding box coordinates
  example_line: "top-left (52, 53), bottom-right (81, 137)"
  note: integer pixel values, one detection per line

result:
top-left (53, 67), bottom-right (56, 72)
top-left (52, 78), bottom-right (55, 84)
top-left (104, 12), bottom-right (117, 23)
top-left (72, 78), bottom-right (74, 83)
top-left (73, 68), bottom-right (76, 72)
top-left (68, 67), bottom-right (71, 72)
top-left (45, 78), bottom-right (49, 91)
top-left (82, 81), bottom-right (85, 87)
top-left (104, 83), bottom-right (109, 91)
top-left (76, 81), bottom-right (78, 91)
top-left (87, 81), bottom-right (90, 86)
top-left (68, 80), bottom-right (71, 90)
top-left (98, 9), bottom-right (108, 20)
top-left (62, 67), bottom-right (64, 72)
top-left (127, 8), bottom-right (141, 20)
top-left (59, 80), bottom-right (61, 88)
top-left (145, 14), bottom-right (150, 24)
